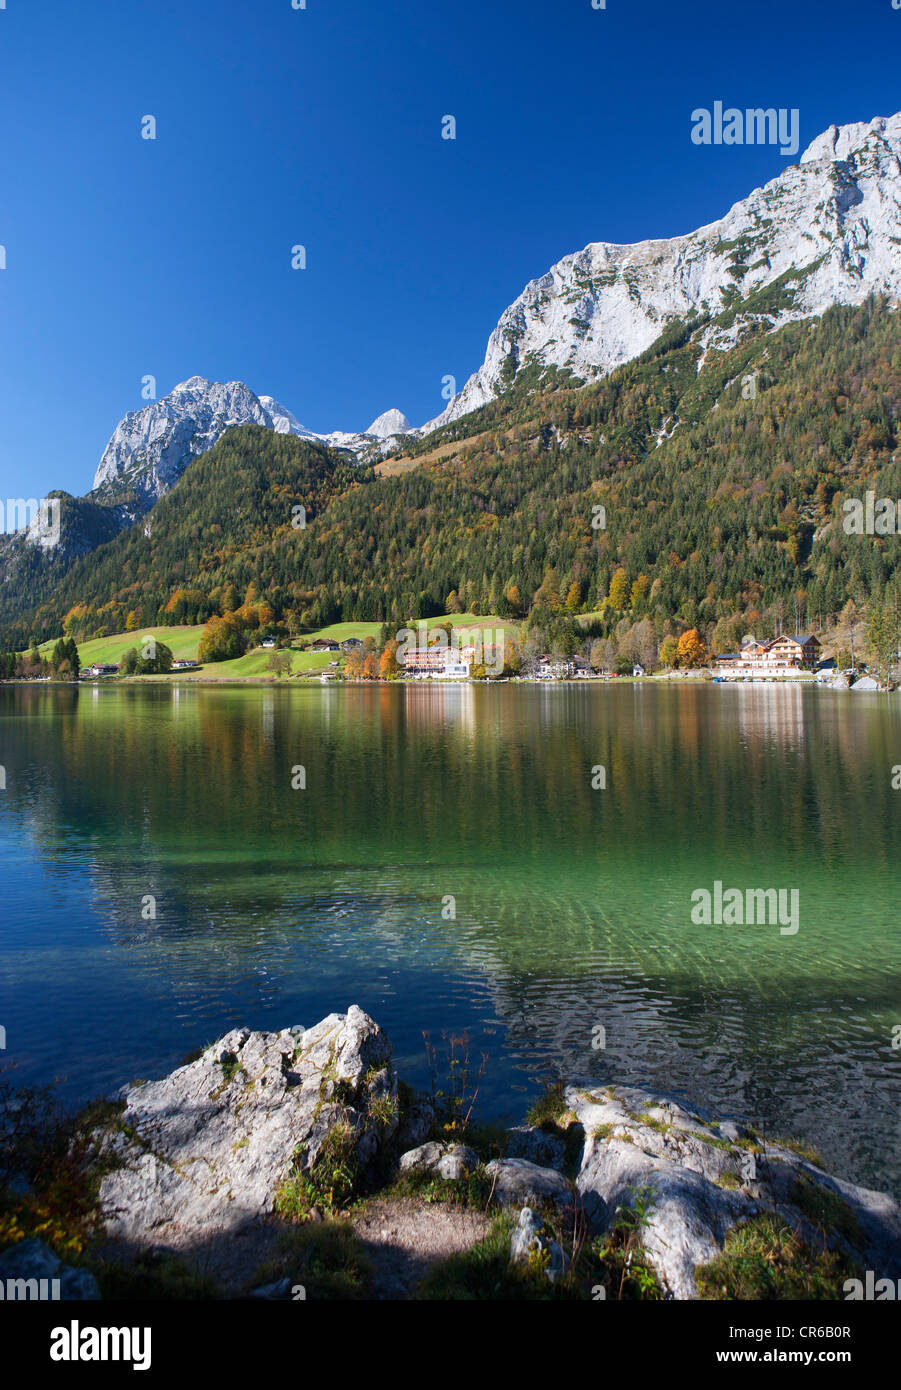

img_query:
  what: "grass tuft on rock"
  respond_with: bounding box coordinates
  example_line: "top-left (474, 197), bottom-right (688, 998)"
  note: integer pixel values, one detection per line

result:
top-left (695, 1214), bottom-right (861, 1299)
top-left (790, 1174), bottom-right (861, 1246)
top-left (275, 1119), bottom-right (363, 1220)
top-left (525, 1081), bottom-right (584, 1174)
top-left (526, 1081), bottom-right (569, 1130)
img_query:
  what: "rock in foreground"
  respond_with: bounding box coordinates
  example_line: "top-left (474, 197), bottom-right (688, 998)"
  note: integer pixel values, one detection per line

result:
top-left (96, 1007), bottom-right (397, 1247)
top-left (566, 1084), bottom-right (901, 1299)
top-left (72, 1010), bottom-right (901, 1301)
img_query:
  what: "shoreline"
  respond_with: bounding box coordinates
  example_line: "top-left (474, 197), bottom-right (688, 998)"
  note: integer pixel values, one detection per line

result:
top-left (3, 1007), bottom-right (897, 1302)
top-left (3, 674), bottom-right (888, 692)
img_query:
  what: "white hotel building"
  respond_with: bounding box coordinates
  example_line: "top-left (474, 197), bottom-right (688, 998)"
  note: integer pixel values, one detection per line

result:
top-left (402, 646), bottom-right (476, 679)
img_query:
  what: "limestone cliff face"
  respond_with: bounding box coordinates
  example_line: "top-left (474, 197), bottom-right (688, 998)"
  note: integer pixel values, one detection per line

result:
top-left (425, 112), bottom-right (901, 430)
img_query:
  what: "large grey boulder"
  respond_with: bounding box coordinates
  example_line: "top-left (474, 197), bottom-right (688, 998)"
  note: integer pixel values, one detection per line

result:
top-left (398, 1142), bottom-right (479, 1181)
top-left (94, 1006), bottom-right (397, 1247)
top-left (398, 1141), bottom-right (443, 1174)
top-left (566, 1084), bottom-right (901, 1300)
top-left (486, 1157), bottom-right (573, 1212)
top-left (506, 1125), bottom-right (569, 1171)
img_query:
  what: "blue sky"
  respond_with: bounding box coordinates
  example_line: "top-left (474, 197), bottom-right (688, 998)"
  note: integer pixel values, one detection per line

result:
top-left (0, 0), bottom-right (899, 504)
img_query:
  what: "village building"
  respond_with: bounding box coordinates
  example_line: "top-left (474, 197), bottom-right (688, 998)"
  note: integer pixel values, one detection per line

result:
top-left (536, 656), bottom-right (575, 680)
top-left (403, 646), bottom-right (475, 679)
top-left (767, 634), bottom-right (821, 670)
top-left (715, 634), bottom-right (821, 678)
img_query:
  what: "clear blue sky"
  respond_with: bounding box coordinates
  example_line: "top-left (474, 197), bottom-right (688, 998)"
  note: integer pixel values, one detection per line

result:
top-left (0, 0), bottom-right (898, 503)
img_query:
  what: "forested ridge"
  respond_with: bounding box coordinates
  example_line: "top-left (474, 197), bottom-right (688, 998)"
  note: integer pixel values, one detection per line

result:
top-left (4, 296), bottom-right (901, 652)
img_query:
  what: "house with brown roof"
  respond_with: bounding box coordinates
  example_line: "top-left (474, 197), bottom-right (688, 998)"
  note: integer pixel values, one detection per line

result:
top-left (715, 633), bottom-right (821, 678)
top-left (766, 634), bottom-right (821, 670)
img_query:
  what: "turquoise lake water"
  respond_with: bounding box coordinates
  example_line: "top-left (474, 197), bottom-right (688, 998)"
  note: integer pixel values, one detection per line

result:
top-left (0, 680), bottom-right (898, 1192)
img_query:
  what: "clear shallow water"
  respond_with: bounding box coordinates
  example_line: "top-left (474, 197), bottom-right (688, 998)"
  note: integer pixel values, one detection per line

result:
top-left (0, 681), bottom-right (898, 1193)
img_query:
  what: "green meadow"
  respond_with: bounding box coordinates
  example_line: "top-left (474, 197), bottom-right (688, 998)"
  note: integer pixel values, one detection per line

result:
top-left (34, 615), bottom-right (520, 680)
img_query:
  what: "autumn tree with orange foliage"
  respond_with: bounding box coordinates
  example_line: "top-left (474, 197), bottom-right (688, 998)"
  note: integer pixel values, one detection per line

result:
top-left (198, 612), bottom-right (245, 663)
top-left (379, 640), bottom-right (400, 679)
top-left (676, 628), bottom-right (707, 668)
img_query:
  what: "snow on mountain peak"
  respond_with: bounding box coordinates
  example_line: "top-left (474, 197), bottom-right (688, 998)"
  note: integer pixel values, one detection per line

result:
top-left (800, 112), bottom-right (901, 163)
top-left (91, 377), bottom-right (417, 511)
top-left (91, 378), bottom-right (277, 505)
top-left (257, 396), bottom-right (320, 441)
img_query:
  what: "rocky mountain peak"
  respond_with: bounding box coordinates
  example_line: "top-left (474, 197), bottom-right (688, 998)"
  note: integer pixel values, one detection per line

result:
top-left (423, 109), bottom-right (901, 433)
top-left (366, 408), bottom-right (413, 439)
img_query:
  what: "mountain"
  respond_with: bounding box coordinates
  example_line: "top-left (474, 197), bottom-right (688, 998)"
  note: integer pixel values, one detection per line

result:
top-left (93, 376), bottom-right (413, 510)
top-left (425, 112), bottom-right (901, 430)
top-left (0, 376), bottom-right (413, 614)
top-left (0, 425), bottom-right (371, 645)
top-left (6, 295), bottom-right (901, 653)
top-left (366, 408), bottom-right (413, 439)
top-left (4, 111), bottom-right (901, 649)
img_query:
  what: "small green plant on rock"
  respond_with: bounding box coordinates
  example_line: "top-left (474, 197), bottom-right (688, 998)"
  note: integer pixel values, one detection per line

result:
top-left (774, 1135), bottom-right (826, 1166)
top-left (790, 1175), bottom-right (861, 1246)
top-left (695, 1213), bottom-right (862, 1299)
top-left (588, 1185), bottom-right (664, 1300)
top-left (526, 1081), bottom-right (583, 1174)
top-left (275, 1120), bottom-right (362, 1221)
top-left (369, 1093), bottom-right (397, 1129)
top-left (527, 1081), bottom-right (570, 1130)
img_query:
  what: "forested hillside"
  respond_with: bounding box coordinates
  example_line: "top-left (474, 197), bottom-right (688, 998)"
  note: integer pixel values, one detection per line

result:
top-left (5, 297), bottom-right (900, 653)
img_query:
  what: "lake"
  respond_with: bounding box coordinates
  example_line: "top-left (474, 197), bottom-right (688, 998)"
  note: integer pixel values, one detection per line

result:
top-left (0, 680), bottom-right (898, 1194)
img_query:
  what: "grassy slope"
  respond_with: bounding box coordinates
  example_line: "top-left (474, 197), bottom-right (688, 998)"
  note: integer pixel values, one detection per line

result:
top-left (34, 615), bottom-right (520, 680)
top-left (174, 648), bottom-right (335, 679)
top-left (309, 616), bottom-right (519, 642)
top-left (38, 625), bottom-right (204, 665)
